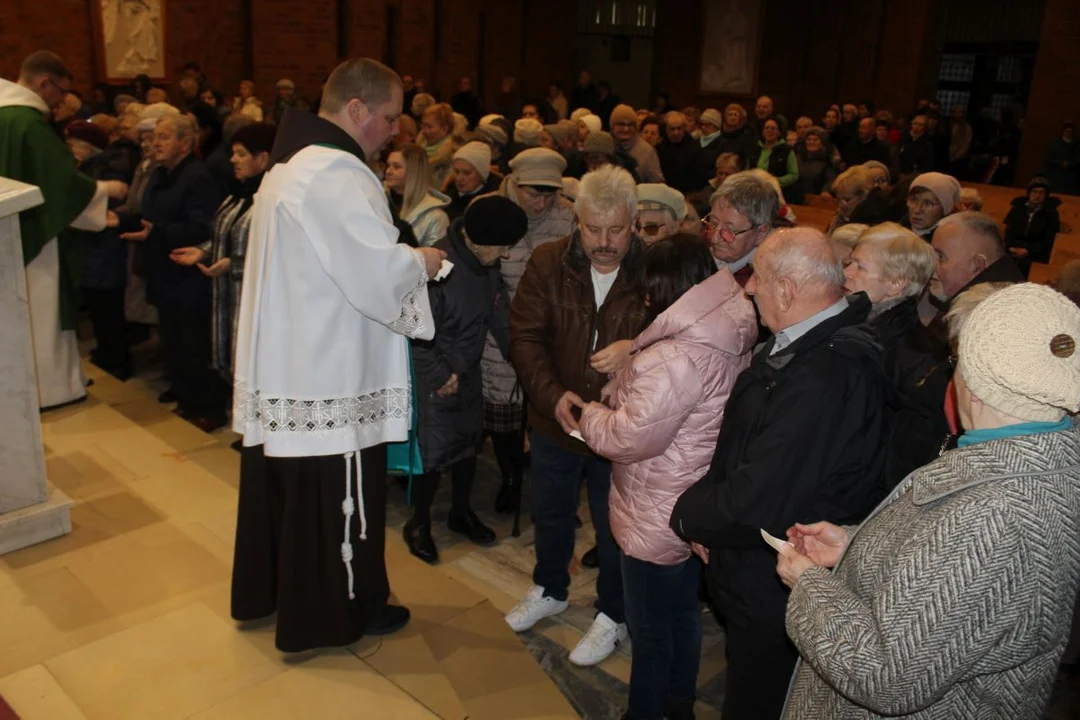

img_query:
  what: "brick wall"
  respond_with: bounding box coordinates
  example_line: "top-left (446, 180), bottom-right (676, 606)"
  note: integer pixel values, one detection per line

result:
top-left (1, 0), bottom-right (95, 93)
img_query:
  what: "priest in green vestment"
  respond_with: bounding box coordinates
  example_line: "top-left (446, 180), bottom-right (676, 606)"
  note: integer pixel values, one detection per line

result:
top-left (0, 52), bottom-right (127, 409)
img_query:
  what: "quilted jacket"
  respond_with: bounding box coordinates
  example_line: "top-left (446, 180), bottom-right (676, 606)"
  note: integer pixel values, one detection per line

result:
top-left (579, 269), bottom-right (757, 564)
top-left (783, 427), bottom-right (1080, 719)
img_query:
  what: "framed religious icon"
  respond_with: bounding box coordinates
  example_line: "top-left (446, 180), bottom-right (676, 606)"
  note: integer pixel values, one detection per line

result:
top-left (699, 0), bottom-right (763, 96)
top-left (90, 0), bottom-right (168, 83)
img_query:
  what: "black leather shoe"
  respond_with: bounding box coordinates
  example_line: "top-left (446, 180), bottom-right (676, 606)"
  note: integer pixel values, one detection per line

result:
top-left (158, 389), bottom-right (179, 403)
top-left (403, 520), bottom-right (439, 564)
top-left (447, 511), bottom-right (496, 545)
top-left (367, 604), bottom-right (411, 636)
top-left (581, 545), bottom-right (599, 569)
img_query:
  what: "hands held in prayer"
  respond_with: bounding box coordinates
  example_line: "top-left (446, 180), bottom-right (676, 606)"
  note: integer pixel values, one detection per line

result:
top-left (436, 373), bottom-right (459, 397)
top-left (1009, 247), bottom-right (1029, 259)
top-left (170, 247), bottom-right (207, 266)
top-left (590, 339), bottom-right (633, 376)
top-left (691, 542), bottom-right (709, 564)
top-left (787, 521), bottom-right (848, 568)
top-left (554, 390), bottom-right (585, 434)
top-left (120, 219), bottom-right (153, 242)
top-left (106, 211), bottom-right (119, 228)
top-left (197, 258), bottom-right (231, 277)
top-left (416, 247), bottom-right (448, 279)
top-left (102, 180), bottom-right (129, 201)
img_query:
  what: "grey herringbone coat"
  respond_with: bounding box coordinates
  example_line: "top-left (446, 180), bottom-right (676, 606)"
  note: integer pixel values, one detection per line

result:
top-left (783, 427), bottom-right (1080, 719)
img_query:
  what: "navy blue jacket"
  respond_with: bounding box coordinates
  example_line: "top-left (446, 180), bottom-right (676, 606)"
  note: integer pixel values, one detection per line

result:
top-left (124, 154), bottom-right (219, 309)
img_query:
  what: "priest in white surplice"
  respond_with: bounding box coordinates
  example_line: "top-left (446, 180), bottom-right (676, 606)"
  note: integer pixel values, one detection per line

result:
top-left (230, 58), bottom-right (446, 652)
top-left (0, 52), bottom-right (129, 409)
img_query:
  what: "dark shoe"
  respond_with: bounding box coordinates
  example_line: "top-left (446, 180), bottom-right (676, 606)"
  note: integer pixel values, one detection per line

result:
top-left (494, 475), bottom-right (520, 514)
top-left (188, 414), bottom-right (229, 433)
top-left (448, 511), bottom-right (496, 545)
top-left (581, 545), bottom-right (599, 569)
top-left (158, 389), bottom-right (179, 403)
top-left (230, 438), bottom-right (243, 452)
top-left (664, 697), bottom-right (697, 720)
top-left (403, 520), bottom-right (439, 564)
top-left (367, 604), bottom-right (411, 636)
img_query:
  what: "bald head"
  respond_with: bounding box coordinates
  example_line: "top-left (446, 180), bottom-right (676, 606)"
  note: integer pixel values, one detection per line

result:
top-left (747, 227), bottom-right (845, 333)
top-left (929, 212), bottom-right (1007, 302)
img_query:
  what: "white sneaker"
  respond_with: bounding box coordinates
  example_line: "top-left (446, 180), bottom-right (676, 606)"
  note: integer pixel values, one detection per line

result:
top-left (505, 585), bottom-right (568, 632)
top-left (568, 612), bottom-right (628, 666)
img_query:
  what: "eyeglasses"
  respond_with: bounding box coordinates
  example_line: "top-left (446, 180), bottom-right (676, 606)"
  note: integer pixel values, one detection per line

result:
top-left (701, 216), bottom-right (756, 242)
top-left (612, 121), bottom-right (636, 129)
top-left (635, 221), bottom-right (665, 236)
top-left (907, 197), bottom-right (941, 212)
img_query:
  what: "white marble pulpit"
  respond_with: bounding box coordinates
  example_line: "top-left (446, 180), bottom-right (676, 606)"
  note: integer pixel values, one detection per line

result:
top-left (0, 177), bottom-right (73, 555)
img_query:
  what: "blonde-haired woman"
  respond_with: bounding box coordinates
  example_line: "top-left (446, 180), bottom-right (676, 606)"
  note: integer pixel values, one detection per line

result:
top-left (385, 144), bottom-right (450, 247)
top-left (842, 222), bottom-right (950, 490)
top-left (420, 103), bottom-right (455, 188)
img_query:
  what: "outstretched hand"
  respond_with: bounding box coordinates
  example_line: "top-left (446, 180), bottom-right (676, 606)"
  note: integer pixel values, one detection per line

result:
top-left (119, 219), bottom-right (152, 242)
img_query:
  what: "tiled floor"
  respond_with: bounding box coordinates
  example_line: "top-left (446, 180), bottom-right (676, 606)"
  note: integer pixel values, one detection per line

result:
top-left (2, 344), bottom-right (1079, 719)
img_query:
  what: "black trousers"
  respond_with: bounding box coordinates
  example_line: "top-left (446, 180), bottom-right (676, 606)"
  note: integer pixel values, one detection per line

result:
top-left (721, 617), bottom-right (800, 720)
top-left (409, 455), bottom-right (477, 523)
top-left (231, 444), bottom-right (390, 653)
top-left (84, 286), bottom-right (130, 373)
top-left (156, 306), bottom-right (224, 417)
top-left (489, 430), bottom-right (526, 483)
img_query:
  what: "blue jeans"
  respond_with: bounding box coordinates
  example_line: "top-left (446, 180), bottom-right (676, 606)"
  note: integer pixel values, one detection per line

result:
top-left (530, 431), bottom-right (624, 623)
top-left (621, 552), bottom-right (702, 720)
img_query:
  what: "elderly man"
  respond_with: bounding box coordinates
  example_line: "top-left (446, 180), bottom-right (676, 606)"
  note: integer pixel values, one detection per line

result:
top-left (842, 116), bottom-right (891, 169)
top-left (656, 111), bottom-right (704, 193)
top-left (636, 183), bottom-right (688, 244)
top-left (506, 165), bottom-right (645, 667)
top-left (899, 114), bottom-right (935, 175)
top-left (748, 94), bottom-right (788, 137)
top-left (702, 171), bottom-right (779, 285)
top-left (926, 211), bottom-right (1023, 333)
top-left (0, 51), bottom-right (128, 409)
top-left (229, 58), bottom-right (446, 653)
top-left (270, 78), bottom-right (309, 124)
top-left (705, 104), bottom-right (756, 170)
top-left (610, 103), bottom-right (664, 183)
top-left (118, 115), bottom-right (221, 427)
top-left (671, 227), bottom-right (891, 720)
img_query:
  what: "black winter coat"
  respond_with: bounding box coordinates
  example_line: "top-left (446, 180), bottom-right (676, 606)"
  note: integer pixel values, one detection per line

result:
top-left (412, 223), bottom-right (510, 471)
top-left (1004, 196), bottom-right (1060, 265)
top-left (871, 297), bottom-right (952, 492)
top-left (899, 133), bottom-right (935, 175)
top-left (123, 155), bottom-right (220, 309)
top-left (671, 293), bottom-right (890, 631)
top-left (794, 147), bottom-right (838, 202)
top-left (701, 126), bottom-right (756, 170)
top-left (77, 149), bottom-right (132, 289)
top-left (841, 137), bottom-right (891, 169)
top-left (656, 135), bottom-right (706, 193)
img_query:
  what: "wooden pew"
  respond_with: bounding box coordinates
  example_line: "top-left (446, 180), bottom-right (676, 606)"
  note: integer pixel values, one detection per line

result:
top-left (1029, 262), bottom-right (1061, 285)
top-left (1051, 233), bottom-right (1080, 266)
top-left (788, 205), bottom-right (835, 232)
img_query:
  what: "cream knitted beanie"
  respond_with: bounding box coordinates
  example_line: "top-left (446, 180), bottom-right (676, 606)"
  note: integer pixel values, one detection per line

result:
top-left (453, 141), bottom-right (492, 181)
top-left (958, 283), bottom-right (1080, 422)
top-left (514, 118), bottom-right (543, 147)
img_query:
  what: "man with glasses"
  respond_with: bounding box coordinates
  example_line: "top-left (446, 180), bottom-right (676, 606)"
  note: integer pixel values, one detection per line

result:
top-left (0, 51), bottom-right (128, 409)
top-left (229, 58), bottom-right (446, 653)
top-left (610, 103), bottom-right (665, 183)
top-left (701, 171), bottom-right (780, 285)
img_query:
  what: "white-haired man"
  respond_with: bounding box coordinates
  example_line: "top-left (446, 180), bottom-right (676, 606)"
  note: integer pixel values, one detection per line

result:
top-left (507, 165), bottom-right (646, 666)
top-left (671, 227), bottom-right (891, 720)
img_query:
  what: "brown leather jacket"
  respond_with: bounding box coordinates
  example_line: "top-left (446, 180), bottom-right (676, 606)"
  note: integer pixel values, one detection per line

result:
top-left (510, 232), bottom-right (646, 454)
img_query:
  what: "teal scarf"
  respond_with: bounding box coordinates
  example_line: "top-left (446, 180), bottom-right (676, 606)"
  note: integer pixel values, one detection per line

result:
top-left (957, 417), bottom-right (1072, 448)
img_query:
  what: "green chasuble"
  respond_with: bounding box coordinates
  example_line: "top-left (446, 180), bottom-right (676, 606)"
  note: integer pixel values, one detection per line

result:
top-left (0, 103), bottom-right (96, 330)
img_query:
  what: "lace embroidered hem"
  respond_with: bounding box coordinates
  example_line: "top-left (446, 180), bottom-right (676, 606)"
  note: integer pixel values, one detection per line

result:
top-left (234, 382), bottom-right (410, 433)
top-left (387, 250), bottom-right (432, 338)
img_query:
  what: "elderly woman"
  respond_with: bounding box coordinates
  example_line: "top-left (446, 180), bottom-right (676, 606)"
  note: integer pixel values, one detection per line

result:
top-left (750, 118), bottom-right (798, 201)
top-left (420, 103), bottom-right (455, 188)
top-left (446, 141), bottom-right (501, 221)
top-left (777, 282), bottom-right (1080, 719)
top-left (827, 222), bottom-right (867, 264)
top-left (842, 222), bottom-right (950, 489)
top-left (411, 92), bottom-right (435, 121)
top-left (827, 165), bottom-right (898, 235)
top-left (904, 171), bottom-right (960, 240)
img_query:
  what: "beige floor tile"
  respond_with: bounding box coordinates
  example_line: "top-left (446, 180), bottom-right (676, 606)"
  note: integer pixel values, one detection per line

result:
top-left (40, 401), bottom-right (137, 453)
top-left (64, 521), bottom-right (229, 623)
top-left (0, 664), bottom-right (88, 720)
top-left (0, 502), bottom-right (132, 581)
top-left (110, 398), bottom-right (219, 453)
top-left (422, 601), bottom-right (561, 704)
top-left (183, 444), bottom-right (241, 488)
top-left (45, 603), bottom-right (284, 720)
top-left (128, 463), bottom-right (237, 526)
top-left (85, 371), bottom-right (145, 407)
top-left (199, 508), bottom-right (238, 550)
top-left (462, 679), bottom-right (579, 720)
top-left (190, 650), bottom-right (438, 720)
top-left (360, 630), bottom-right (469, 720)
top-left (45, 449), bottom-right (135, 502)
top-left (0, 567), bottom-right (124, 679)
top-left (92, 427), bottom-right (205, 479)
top-left (384, 539), bottom-right (485, 631)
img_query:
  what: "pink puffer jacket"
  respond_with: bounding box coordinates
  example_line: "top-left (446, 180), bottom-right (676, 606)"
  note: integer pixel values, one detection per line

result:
top-left (579, 269), bottom-right (757, 565)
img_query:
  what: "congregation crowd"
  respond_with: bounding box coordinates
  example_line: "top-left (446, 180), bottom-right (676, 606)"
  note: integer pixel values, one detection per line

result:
top-left (9, 50), bottom-right (1080, 720)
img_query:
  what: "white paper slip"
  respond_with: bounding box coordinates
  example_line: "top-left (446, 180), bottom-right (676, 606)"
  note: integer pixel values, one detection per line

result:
top-left (761, 528), bottom-right (793, 553)
top-left (434, 259), bottom-right (454, 281)
top-left (568, 429), bottom-right (585, 442)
